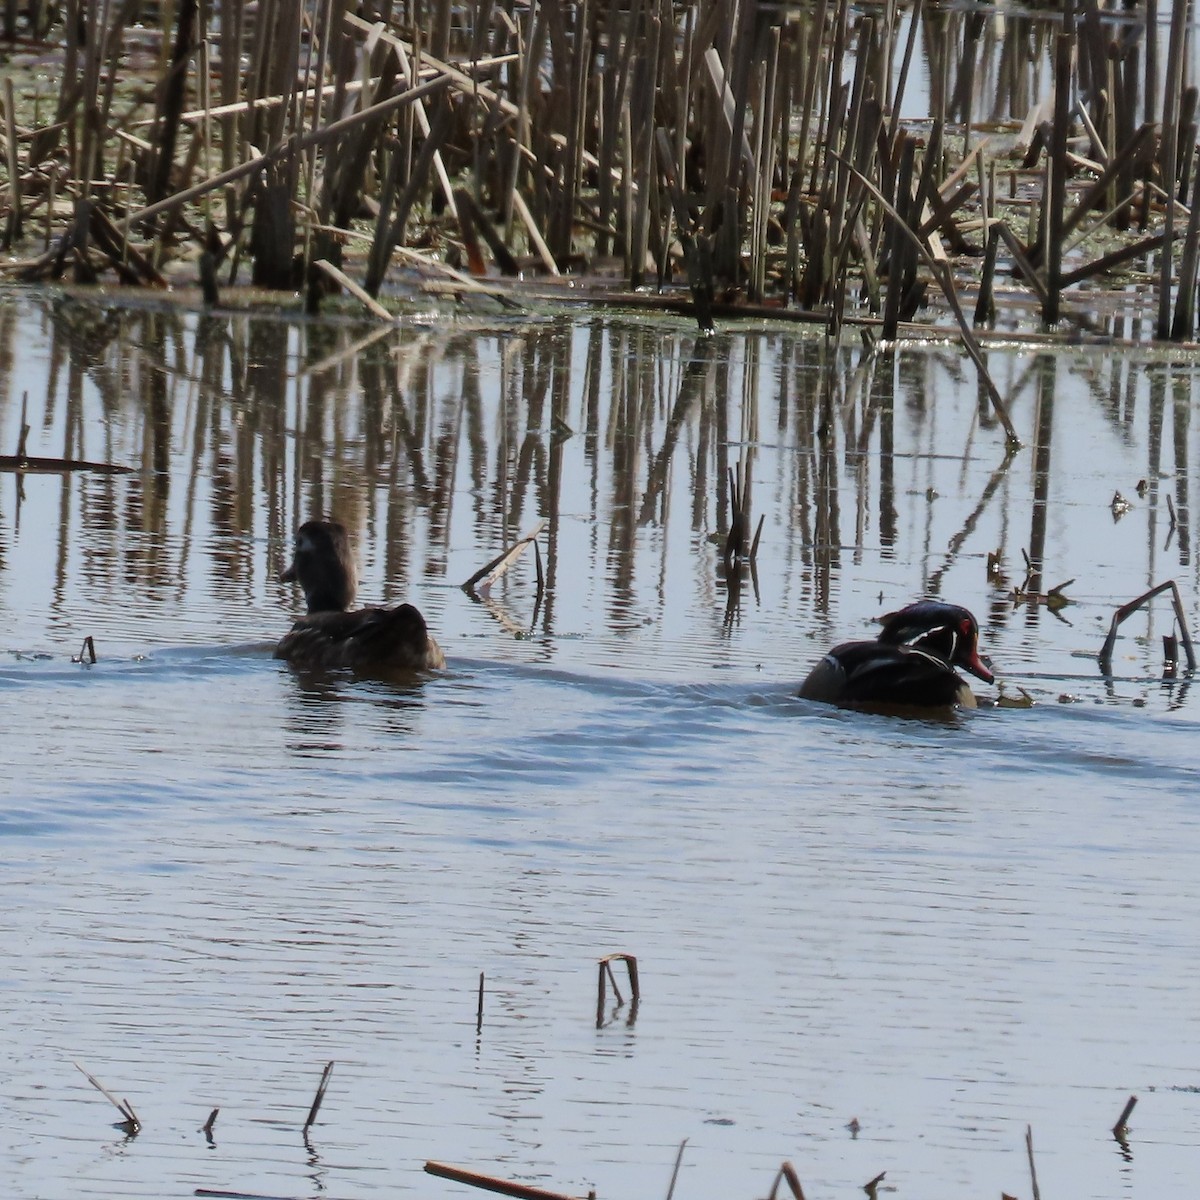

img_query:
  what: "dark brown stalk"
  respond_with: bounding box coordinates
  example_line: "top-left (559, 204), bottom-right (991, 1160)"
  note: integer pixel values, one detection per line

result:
top-left (1045, 31), bottom-right (1072, 324)
top-left (425, 1161), bottom-right (585, 1200)
top-left (125, 73), bottom-right (453, 230)
top-left (2, 77), bottom-right (21, 247)
top-left (303, 1061), bottom-right (334, 1133)
top-left (1112, 1093), bottom-right (1137, 1136)
top-left (1157, 0), bottom-right (1190, 337)
top-left (147, 0), bottom-right (197, 208)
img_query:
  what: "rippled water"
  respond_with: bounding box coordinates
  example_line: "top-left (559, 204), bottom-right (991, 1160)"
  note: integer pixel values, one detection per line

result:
top-left (2, 288), bottom-right (1200, 1200)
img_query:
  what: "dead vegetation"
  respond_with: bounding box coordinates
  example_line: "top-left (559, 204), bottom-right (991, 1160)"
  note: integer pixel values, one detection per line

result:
top-left (0, 0), bottom-right (1197, 340)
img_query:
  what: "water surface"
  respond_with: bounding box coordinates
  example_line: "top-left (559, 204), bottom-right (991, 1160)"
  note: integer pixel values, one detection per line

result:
top-left (2, 289), bottom-right (1199, 1200)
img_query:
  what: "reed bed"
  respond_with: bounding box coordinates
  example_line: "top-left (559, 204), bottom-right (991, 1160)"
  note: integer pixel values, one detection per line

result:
top-left (0, 0), bottom-right (1198, 340)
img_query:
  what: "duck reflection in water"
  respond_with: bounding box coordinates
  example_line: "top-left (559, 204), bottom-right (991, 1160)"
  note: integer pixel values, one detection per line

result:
top-left (799, 600), bottom-right (994, 710)
top-left (276, 519), bottom-right (446, 673)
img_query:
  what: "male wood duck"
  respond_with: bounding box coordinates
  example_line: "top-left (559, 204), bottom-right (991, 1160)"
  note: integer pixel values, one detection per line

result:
top-left (799, 600), bottom-right (994, 709)
top-left (275, 519), bottom-right (446, 672)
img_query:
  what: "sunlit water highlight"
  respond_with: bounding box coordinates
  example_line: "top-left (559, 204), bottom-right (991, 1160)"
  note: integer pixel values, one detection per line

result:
top-left (2, 289), bottom-right (1200, 1200)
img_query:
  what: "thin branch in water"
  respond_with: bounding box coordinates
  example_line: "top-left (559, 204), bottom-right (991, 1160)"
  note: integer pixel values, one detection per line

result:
top-left (1098, 580), bottom-right (1196, 674)
top-left (665, 1138), bottom-right (689, 1200)
top-left (73, 1061), bottom-right (140, 1131)
top-left (303, 1061), bottom-right (334, 1133)
top-left (1113, 1093), bottom-right (1137, 1140)
top-left (462, 520), bottom-right (547, 595)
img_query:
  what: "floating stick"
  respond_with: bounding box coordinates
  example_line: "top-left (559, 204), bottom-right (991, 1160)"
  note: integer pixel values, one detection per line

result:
top-left (425, 1161), bottom-right (588, 1200)
top-left (202, 1107), bottom-right (219, 1139)
top-left (303, 1061), bottom-right (334, 1132)
top-left (664, 1139), bottom-right (688, 1200)
top-left (477, 971), bottom-right (485, 1036)
top-left (73, 637), bottom-right (97, 665)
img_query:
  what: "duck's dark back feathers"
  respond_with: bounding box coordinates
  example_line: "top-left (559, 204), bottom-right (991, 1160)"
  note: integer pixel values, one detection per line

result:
top-left (277, 519), bottom-right (445, 674)
top-left (799, 600), bottom-right (992, 709)
top-left (275, 603), bottom-right (446, 672)
top-left (799, 642), bottom-right (977, 708)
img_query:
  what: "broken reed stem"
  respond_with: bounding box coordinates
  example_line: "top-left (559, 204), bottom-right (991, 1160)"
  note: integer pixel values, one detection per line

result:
top-left (476, 971), bottom-right (485, 1035)
top-left (16, 391), bottom-right (29, 459)
top-left (1025, 1124), bottom-right (1041, 1200)
top-left (834, 153), bottom-right (1020, 447)
top-left (311, 258), bottom-right (395, 321)
top-left (1113, 1093), bottom-right (1138, 1136)
top-left (1098, 579), bottom-right (1197, 672)
top-left (424, 1160), bottom-right (587, 1200)
top-left (125, 73), bottom-right (453, 230)
top-left (73, 1061), bottom-right (140, 1130)
top-left (863, 1171), bottom-right (886, 1200)
top-left (665, 1138), bottom-right (689, 1200)
top-left (767, 1161), bottom-right (806, 1200)
top-left (462, 519), bottom-right (548, 594)
top-left (202, 1107), bottom-right (219, 1136)
top-left (303, 1060), bottom-right (334, 1132)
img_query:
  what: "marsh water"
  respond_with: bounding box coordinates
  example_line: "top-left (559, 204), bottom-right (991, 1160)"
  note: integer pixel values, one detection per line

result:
top-left (3, 286), bottom-right (1200, 1200)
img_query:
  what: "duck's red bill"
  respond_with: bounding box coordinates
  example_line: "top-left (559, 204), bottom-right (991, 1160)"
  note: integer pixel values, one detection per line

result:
top-left (964, 647), bottom-right (994, 684)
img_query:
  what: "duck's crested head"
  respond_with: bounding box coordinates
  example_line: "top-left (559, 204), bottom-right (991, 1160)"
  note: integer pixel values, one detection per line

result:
top-left (878, 600), bottom-right (994, 684)
top-left (282, 519), bottom-right (358, 613)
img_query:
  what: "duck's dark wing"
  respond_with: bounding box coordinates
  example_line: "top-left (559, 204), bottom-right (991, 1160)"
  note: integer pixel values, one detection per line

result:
top-left (799, 640), bottom-right (974, 708)
top-left (275, 604), bottom-right (446, 672)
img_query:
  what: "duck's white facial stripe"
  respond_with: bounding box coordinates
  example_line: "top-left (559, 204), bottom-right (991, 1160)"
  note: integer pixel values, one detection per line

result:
top-left (904, 622), bottom-right (954, 655)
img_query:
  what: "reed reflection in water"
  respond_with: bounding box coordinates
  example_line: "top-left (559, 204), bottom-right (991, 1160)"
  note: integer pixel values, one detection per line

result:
top-left (3, 290), bottom-right (1200, 1200)
top-left (3, 289), bottom-right (1199, 696)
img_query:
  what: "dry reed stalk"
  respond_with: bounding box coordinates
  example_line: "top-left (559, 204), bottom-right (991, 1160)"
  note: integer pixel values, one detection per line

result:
top-left (838, 153), bottom-right (1020, 445)
top-left (303, 1061), bottom-right (334, 1133)
top-left (425, 1161), bottom-right (585, 1200)
top-left (1098, 580), bottom-right (1196, 673)
top-left (664, 1139), bottom-right (688, 1200)
top-left (311, 259), bottom-right (395, 319)
top-left (1171, 166), bottom-right (1200, 337)
top-left (461, 520), bottom-right (547, 594)
top-left (1044, 31), bottom-right (1072, 324)
top-left (766, 1161), bottom-right (806, 1200)
top-left (629, 15), bottom-right (663, 287)
top-left (73, 1060), bottom-right (139, 1130)
top-left (1112, 1093), bottom-right (1137, 1136)
top-left (2, 76), bottom-right (21, 247)
top-left (124, 72), bottom-right (453, 229)
top-left (1025, 1125), bottom-right (1040, 1200)
top-left (1157, 0), bottom-right (1190, 336)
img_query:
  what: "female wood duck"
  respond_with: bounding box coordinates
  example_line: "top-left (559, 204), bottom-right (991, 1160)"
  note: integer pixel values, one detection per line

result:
top-left (799, 600), bottom-right (994, 709)
top-left (275, 519), bottom-right (446, 672)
